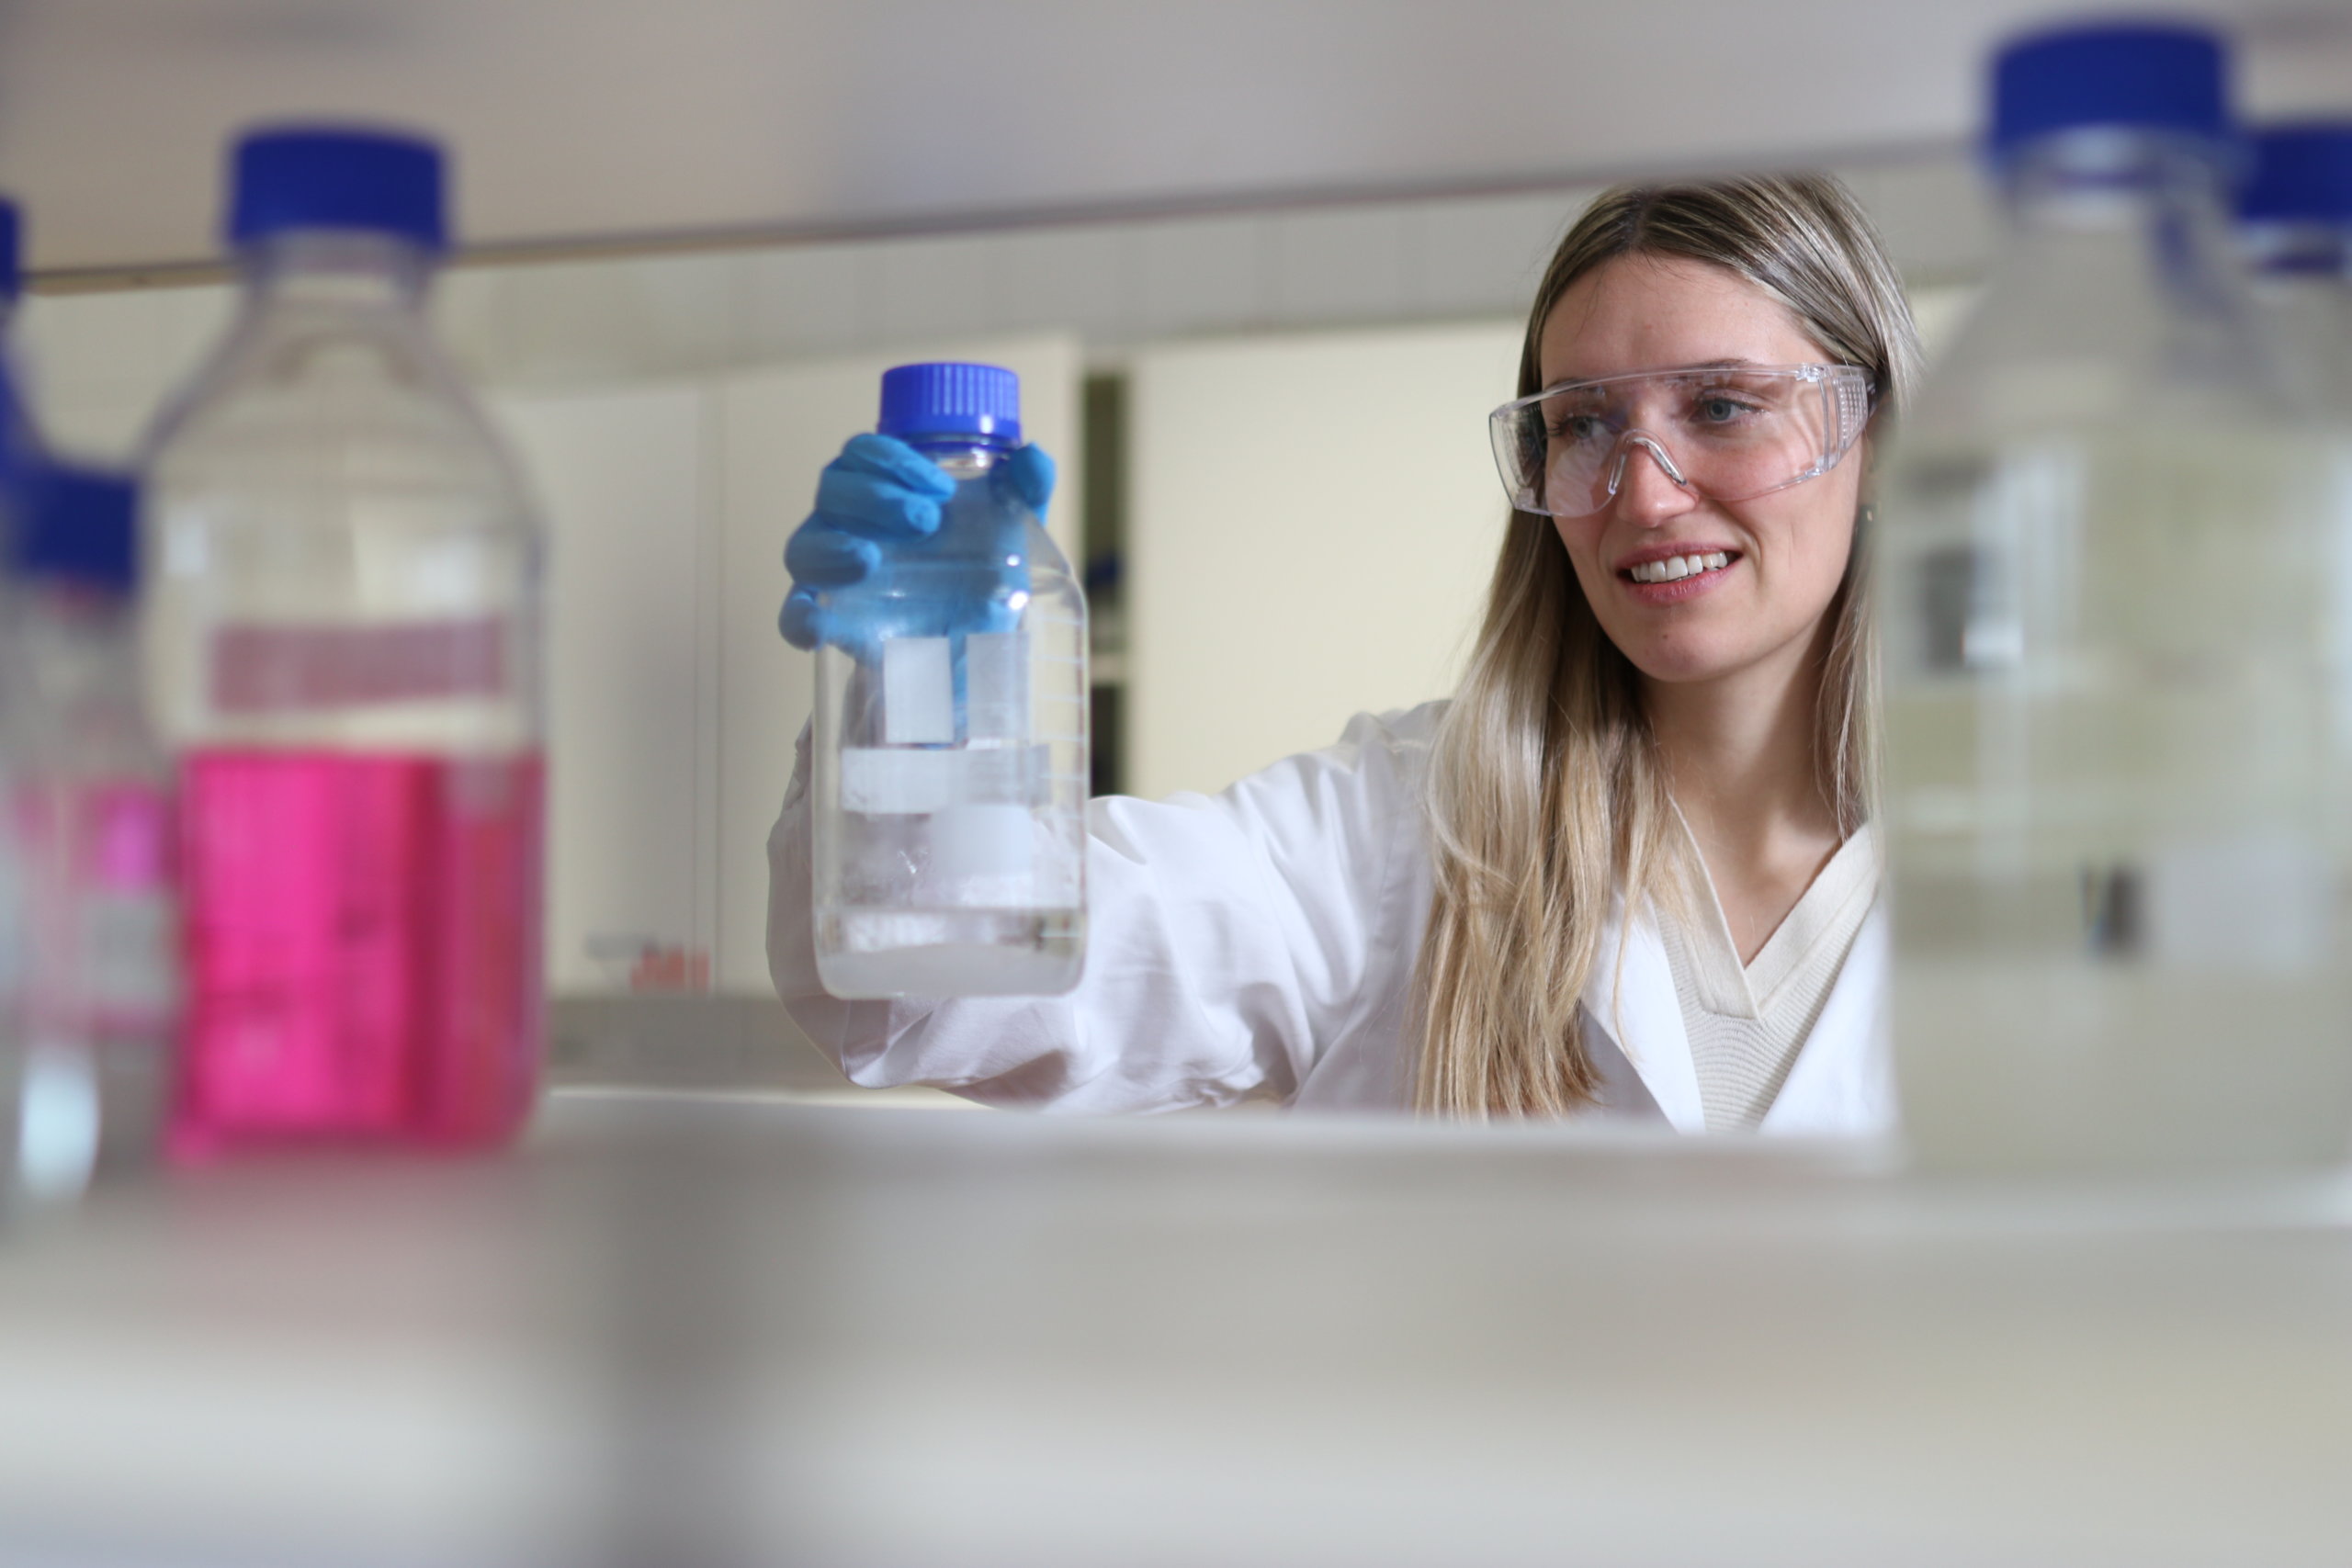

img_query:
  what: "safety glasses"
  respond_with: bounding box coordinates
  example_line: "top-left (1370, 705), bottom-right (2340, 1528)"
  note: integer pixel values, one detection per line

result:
top-left (1488, 362), bottom-right (1872, 520)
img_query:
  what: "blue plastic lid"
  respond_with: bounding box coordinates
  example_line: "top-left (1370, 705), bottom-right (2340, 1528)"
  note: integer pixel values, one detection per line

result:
top-left (16, 463), bottom-right (137, 592)
top-left (877, 362), bottom-right (1022, 443)
top-left (1991, 21), bottom-right (2229, 157)
top-left (2241, 123), bottom-right (2352, 221)
top-left (230, 126), bottom-right (448, 251)
top-left (0, 199), bottom-right (21, 304)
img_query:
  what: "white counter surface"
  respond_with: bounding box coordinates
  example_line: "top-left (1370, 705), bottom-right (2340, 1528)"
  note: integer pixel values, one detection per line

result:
top-left (4, 1089), bottom-right (2350, 1567)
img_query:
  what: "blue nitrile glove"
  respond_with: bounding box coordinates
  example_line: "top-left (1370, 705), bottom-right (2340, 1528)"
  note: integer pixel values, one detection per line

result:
top-left (778, 433), bottom-right (1057, 656)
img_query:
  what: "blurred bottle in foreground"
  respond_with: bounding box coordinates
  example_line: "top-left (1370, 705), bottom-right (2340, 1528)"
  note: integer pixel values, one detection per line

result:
top-left (2238, 123), bottom-right (2352, 410)
top-left (145, 127), bottom-right (547, 1156)
top-left (1880, 23), bottom-right (2352, 1172)
top-left (2, 465), bottom-right (176, 1205)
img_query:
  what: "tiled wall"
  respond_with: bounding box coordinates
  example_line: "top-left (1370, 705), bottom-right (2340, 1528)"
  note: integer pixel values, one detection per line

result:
top-left (17, 151), bottom-right (1993, 459)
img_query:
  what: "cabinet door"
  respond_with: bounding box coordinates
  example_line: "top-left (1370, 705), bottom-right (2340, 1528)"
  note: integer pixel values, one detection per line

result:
top-left (713, 334), bottom-right (1081, 993)
top-left (1127, 322), bottom-right (1521, 799)
top-left (494, 384), bottom-right (717, 995)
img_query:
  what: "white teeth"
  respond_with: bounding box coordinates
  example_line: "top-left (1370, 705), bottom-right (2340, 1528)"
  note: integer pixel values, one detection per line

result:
top-left (1628, 552), bottom-right (1731, 584)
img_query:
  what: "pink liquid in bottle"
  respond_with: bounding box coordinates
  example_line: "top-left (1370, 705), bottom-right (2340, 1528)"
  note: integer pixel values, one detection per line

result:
top-left (171, 749), bottom-right (545, 1156)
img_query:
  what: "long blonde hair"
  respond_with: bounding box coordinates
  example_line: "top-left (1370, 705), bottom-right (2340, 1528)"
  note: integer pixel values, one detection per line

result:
top-left (1414, 173), bottom-right (1923, 1119)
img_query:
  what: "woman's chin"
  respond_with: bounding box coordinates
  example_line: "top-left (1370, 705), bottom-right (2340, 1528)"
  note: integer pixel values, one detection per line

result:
top-left (1619, 614), bottom-right (1836, 692)
top-left (1619, 635), bottom-right (1772, 688)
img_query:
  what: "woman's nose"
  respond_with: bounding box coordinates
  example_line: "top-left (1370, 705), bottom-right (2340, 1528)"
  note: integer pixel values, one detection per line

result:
top-left (1606, 433), bottom-right (1697, 524)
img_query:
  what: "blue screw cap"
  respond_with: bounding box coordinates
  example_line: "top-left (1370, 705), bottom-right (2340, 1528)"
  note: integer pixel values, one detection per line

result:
top-left (1991, 21), bottom-right (2229, 159)
top-left (2241, 123), bottom-right (2352, 222)
top-left (15, 463), bottom-right (137, 592)
top-left (230, 126), bottom-right (447, 251)
top-left (878, 362), bottom-right (1022, 444)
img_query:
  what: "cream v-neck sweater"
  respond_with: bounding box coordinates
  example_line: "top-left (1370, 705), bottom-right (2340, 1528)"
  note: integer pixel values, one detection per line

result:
top-left (1657, 817), bottom-right (1880, 1131)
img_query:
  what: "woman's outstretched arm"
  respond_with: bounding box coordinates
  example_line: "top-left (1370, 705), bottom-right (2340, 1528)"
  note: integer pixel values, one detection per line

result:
top-left (767, 705), bottom-right (1437, 1112)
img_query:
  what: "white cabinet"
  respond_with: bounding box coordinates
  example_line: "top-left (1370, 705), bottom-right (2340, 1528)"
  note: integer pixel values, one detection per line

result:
top-left (495, 385), bottom-right (718, 996)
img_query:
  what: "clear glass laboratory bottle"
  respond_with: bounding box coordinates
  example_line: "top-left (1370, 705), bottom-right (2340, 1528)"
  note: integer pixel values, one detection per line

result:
top-left (0, 465), bottom-right (177, 1206)
top-left (1878, 23), bottom-right (2352, 1172)
top-left (809, 362), bottom-right (1089, 997)
top-left (143, 128), bottom-right (546, 1155)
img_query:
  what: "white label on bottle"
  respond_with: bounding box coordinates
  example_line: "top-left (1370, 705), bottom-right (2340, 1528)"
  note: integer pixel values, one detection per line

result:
top-left (965, 632), bottom-right (1029, 739)
top-left (882, 637), bottom-right (954, 744)
top-left (211, 617), bottom-right (507, 713)
top-left (841, 745), bottom-right (1045, 814)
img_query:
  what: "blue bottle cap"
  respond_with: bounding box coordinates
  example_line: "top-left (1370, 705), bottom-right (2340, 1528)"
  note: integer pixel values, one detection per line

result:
top-left (2241, 123), bottom-right (2352, 222)
top-left (0, 198), bottom-right (21, 304)
top-left (229, 126), bottom-right (448, 251)
top-left (15, 463), bottom-right (137, 592)
top-left (877, 362), bottom-right (1022, 444)
top-left (1990, 21), bottom-right (2229, 159)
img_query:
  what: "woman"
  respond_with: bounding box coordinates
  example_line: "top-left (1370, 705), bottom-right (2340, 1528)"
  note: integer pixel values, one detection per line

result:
top-left (769, 172), bottom-right (1921, 1129)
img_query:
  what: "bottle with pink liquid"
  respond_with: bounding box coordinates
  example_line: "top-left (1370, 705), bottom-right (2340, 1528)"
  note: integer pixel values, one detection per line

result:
top-left (1, 465), bottom-right (177, 1203)
top-left (143, 126), bottom-right (546, 1155)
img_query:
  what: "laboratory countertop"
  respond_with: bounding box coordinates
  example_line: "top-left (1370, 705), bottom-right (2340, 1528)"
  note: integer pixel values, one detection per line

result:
top-left (4, 1089), bottom-right (2351, 1568)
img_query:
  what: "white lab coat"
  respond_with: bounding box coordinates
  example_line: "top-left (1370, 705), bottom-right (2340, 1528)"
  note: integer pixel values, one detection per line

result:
top-left (767, 702), bottom-right (1895, 1133)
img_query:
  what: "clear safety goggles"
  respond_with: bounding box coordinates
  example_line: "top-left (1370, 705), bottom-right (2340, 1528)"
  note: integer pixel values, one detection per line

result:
top-left (1488, 362), bottom-right (1872, 519)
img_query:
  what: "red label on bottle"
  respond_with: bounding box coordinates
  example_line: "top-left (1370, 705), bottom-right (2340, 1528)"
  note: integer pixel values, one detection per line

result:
top-left (210, 617), bottom-right (506, 712)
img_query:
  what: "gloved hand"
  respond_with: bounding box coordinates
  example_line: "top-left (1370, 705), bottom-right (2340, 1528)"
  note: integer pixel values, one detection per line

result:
top-left (779, 433), bottom-right (1057, 655)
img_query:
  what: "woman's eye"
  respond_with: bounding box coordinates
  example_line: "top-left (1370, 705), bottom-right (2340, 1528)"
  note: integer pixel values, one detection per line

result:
top-left (1551, 413), bottom-right (1609, 444)
top-left (1693, 395), bottom-right (1759, 425)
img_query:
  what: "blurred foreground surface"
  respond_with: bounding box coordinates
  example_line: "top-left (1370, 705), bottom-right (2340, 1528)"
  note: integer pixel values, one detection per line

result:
top-left (2, 1089), bottom-right (2350, 1566)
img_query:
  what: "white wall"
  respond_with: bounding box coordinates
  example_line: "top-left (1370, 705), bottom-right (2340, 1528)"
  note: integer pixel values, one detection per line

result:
top-left (496, 384), bottom-right (718, 994)
top-left (1127, 322), bottom-right (1522, 799)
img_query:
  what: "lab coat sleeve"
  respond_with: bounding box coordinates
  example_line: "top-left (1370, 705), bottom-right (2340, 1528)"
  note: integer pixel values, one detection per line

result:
top-left (767, 705), bottom-right (1436, 1111)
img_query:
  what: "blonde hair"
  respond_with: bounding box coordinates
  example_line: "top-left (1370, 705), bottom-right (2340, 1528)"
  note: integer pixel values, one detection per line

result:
top-left (1414, 173), bottom-right (1923, 1119)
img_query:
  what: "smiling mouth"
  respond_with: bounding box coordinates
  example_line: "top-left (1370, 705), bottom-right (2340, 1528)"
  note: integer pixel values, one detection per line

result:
top-left (1623, 550), bottom-right (1734, 584)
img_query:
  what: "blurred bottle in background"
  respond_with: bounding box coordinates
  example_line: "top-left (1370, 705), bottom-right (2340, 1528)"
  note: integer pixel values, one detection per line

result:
top-left (808, 364), bottom-right (1089, 998)
top-left (144, 127), bottom-right (547, 1155)
top-left (2238, 123), bottom-right (2352, 410)
top-left (1880, 24), bottom-right (2352, 1172)
top-left (2, 464), bottom-right (175, 1205)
